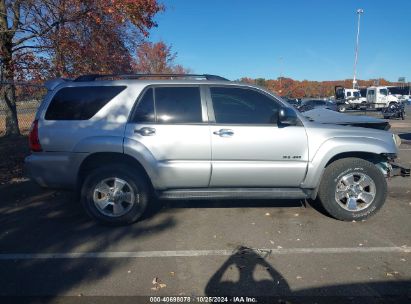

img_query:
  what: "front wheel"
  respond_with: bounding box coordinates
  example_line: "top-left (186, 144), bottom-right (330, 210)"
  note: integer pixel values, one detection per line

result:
top-left (81, 165), bottom-right (149, 225)
top-left (338, 104), bottom-right (347, 112)
top-left (317, 158), bottom-right (387, 221)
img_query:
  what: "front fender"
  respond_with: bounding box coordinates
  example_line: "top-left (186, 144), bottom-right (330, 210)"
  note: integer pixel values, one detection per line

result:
top-left (301, 136), bottom-right (397, 189)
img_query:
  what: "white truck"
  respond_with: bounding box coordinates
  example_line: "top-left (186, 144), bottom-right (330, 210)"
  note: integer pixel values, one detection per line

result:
top-left (334, 86), bottom-right (367, 112)
top-left (366, 86), bottom-right (399, 109)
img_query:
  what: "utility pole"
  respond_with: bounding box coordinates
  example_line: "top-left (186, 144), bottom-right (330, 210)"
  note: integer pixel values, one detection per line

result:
top-left (278, 56), bottom-right (283, 94)
top-left (353, 8), bottom-right (364, 89)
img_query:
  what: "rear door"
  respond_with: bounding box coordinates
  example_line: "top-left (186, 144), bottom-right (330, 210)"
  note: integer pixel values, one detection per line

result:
top-left (207, 86), bottom-right (308, 187)
top-left (124, 85), bottom-right (211, 189)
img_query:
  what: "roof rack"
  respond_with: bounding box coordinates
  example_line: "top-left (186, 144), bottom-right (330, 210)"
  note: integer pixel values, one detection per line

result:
top-left (73, 73), bottom-right (229, 82)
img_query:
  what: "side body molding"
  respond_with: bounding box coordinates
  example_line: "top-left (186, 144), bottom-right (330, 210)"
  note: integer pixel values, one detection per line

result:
top-left (302, 136), bottom-right (397, 189)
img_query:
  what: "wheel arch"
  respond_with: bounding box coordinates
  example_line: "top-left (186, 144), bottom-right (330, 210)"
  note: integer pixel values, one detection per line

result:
top-left (77, 152), bottom-right (154, 193)
top-left (307, 151), bottom-right (388, 200)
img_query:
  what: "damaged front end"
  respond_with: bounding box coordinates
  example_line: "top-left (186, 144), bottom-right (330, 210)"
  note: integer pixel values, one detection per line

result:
top-left (377, 153), bottom-right (411, 178)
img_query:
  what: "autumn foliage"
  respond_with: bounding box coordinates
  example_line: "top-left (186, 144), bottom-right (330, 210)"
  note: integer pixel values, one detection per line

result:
top-left (0, 0), bottom-right (165, 136)
top-left (240, 77), bottom-right (395, 98)
top-left (133, 41), bottom-right (189, 74)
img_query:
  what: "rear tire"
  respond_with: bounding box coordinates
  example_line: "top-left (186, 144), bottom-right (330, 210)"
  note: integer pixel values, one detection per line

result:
top-left (338, 104), bottom-right (346, 112)
top-left (81, 165), bottom-right (149, 226)
top-left (317, 158), bottom-right (387, 221)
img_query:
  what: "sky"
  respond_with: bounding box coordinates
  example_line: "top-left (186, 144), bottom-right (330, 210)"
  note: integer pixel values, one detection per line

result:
top-left (149, 0), bottom-right (411, 82)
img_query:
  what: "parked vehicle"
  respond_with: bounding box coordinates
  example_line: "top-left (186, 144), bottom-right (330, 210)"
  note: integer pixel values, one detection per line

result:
top-left (382, 102), bottom-right (405, 120)
top-left (283, 97), bottom-right (301, 109)
top-left (25, 74), bottom-right (409, 225)
top-left (298, 99), bottom-right (338, 112)
top-left (334, 86), bottom-right (367, 112)
top-left (366, 86), bottom-right (399, 110)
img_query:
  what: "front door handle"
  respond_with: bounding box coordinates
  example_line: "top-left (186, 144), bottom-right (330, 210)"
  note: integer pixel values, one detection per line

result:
top-left (213, 129), bottom-right (234, 137)
top-left (134, 127), bottom-right (156, 136)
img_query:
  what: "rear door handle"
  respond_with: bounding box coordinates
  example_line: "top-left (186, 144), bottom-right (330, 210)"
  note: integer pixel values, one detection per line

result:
top-left (213, 129), bottom-right (234, 137)
top-left (134, 127), bottom-right (156, 136)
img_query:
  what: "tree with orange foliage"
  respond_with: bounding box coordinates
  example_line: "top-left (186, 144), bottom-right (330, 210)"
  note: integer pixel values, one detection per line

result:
top-left (240, 77), bottom-right (395, 99)
top-left (133, 41), bottom-right (189, 74)
top-left (0, 0), bottom-right (163, 136)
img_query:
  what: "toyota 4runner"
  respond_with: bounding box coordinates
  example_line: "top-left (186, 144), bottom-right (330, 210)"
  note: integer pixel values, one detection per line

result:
top-left (25, 74), bottom-right (410, 225)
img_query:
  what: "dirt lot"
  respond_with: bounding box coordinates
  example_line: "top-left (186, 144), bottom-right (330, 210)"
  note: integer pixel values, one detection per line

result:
top-left (0, 135), bottom-right (29, 184)
top-left (0, 112), bottom-right (36, 136)
top-left (0, 109), bottom-right (410, 303)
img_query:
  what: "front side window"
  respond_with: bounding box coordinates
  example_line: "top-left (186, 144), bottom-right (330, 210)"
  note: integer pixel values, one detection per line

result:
top-left (368, 90), bottom-right (375, 96)
top-left (347, 92), bottom-right (352, 97)
top-left (155, 87), bottom-right (202, 123)
top-left (45, 86), bottom-right (126, 120)
top-left (210, 87), bottom-right (280, 124)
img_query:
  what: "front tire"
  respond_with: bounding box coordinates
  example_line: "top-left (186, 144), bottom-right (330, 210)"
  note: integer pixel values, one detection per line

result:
top-left (338, 104), bottom-right (347, 112)
top-left (317, 158), bottom-right (387, 221)
top-left (81, 165), bottom-right (149, 225)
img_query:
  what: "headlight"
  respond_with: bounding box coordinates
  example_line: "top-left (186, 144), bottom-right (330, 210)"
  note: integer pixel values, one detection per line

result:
top-left (392, 134), bottom-right (401, 148)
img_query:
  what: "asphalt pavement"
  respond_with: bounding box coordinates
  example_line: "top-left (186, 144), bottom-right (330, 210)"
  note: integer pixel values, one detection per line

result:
top-left (0, 110), bottom-right (410, 303)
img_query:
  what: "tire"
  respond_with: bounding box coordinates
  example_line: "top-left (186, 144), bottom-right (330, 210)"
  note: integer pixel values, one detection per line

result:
top-left (338, 105), bottom-right (346, 112)
top-left (317, 158), bottom-right (387, 221)
top-left (81, 164), bottom-right (149, 225)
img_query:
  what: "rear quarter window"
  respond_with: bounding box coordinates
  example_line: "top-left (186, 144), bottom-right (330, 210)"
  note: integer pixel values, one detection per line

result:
top-left (45, 86), bottom-right (126, 120)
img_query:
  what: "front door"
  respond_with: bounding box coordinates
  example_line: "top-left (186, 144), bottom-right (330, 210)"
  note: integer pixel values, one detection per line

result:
top-left (207, 86), bottom-right (308, 187)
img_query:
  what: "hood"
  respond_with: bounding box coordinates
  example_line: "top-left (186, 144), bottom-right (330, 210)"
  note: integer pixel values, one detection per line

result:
top-left (302, 108), bottom-right (390, 130)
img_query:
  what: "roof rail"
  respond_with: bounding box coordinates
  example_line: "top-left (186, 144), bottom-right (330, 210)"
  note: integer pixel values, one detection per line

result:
top-left (73, 73), bottom-right (229, 82)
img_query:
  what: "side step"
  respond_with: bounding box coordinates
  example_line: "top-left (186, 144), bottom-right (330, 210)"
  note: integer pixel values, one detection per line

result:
top-left (157, 188), bottom-right (310, 200)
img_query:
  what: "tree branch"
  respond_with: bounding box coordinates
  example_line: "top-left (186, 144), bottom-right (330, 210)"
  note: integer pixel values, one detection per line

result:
top-left (11, 0), bottom-right (21, 32)
top-left (12, 44), bottom-right (52, 52)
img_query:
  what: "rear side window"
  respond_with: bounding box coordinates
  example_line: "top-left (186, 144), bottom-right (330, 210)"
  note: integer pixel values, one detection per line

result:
top-left (45, 86), bottom-right (126, 120)
top-left (130, 88), bottom-right (155, 123)
top-left (130, 86), bottom-right (202, 124)
top-left (155, 87), bottom-right (202, 123)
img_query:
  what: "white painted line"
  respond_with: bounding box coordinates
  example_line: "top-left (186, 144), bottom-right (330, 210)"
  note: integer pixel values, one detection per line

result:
top-left (0, 246), bottom-right (409, 260)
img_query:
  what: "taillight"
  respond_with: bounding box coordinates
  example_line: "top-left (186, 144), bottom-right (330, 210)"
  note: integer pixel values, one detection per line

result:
top-left (29, 119), bottom-right (42, 152)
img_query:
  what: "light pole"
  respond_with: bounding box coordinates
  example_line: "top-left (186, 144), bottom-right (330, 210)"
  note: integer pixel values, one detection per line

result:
top-left (353, 8), bottom-right (364, 89)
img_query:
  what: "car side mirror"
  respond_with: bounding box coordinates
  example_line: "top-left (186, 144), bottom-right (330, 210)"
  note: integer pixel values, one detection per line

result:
top-left (278, 107), bottom-right (298, 126)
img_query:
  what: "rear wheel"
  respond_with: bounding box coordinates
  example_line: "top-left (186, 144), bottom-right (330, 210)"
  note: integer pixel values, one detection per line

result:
top-left (81, 165), bottom-right (149, 225)
top-left (318, 158), bottom-right (387, 221)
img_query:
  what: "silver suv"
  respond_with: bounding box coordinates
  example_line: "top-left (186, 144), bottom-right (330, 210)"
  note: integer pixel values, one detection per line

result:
top-left (25, 74), bottom-right (409, 225)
